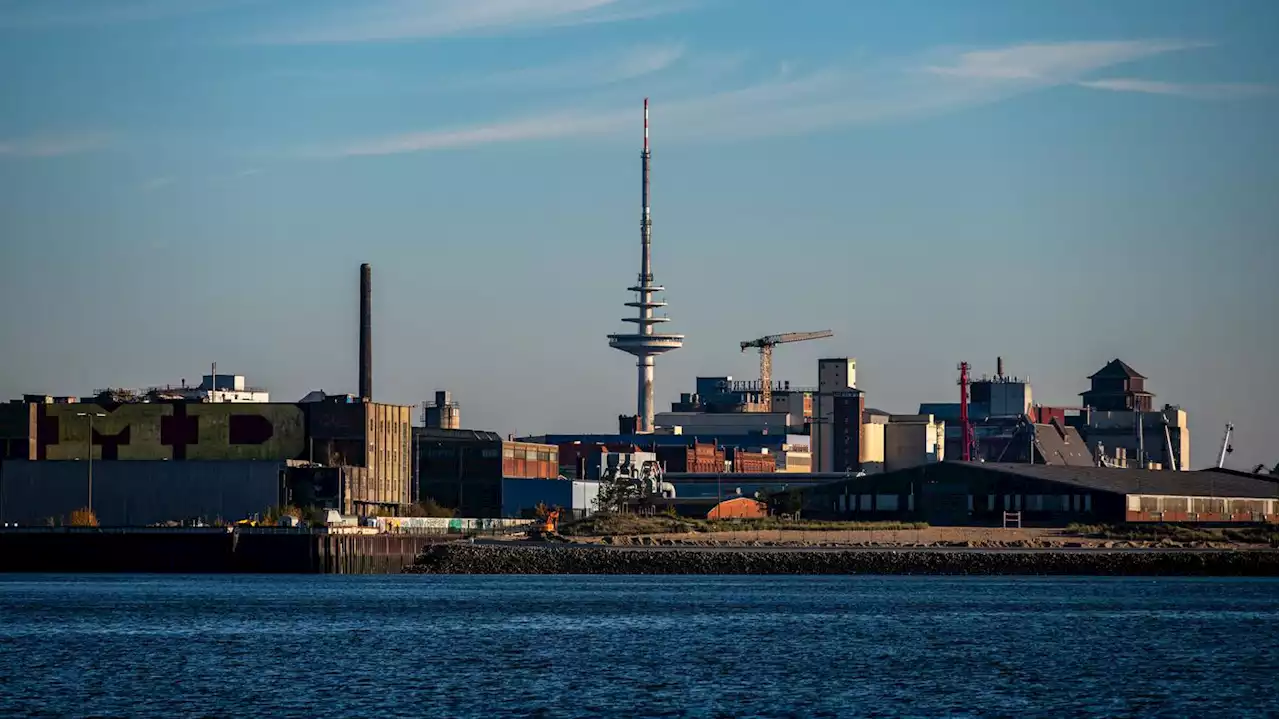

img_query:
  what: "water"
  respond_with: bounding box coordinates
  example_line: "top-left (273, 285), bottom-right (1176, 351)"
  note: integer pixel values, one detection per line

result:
top-left (0, 575), bottom-right (1275, 718)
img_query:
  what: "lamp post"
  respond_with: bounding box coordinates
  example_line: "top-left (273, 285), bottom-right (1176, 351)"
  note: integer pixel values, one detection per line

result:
top-left (76, 412), bottom-right (106, 515)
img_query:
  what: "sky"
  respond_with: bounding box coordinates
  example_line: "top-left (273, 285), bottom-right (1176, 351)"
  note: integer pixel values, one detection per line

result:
top-left (0, 0), bottom-right (1275, 470)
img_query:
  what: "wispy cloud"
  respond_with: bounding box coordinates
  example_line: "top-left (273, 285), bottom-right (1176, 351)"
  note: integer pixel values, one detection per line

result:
top-left (0, 132), bottom-right (110, 157)
top-left (334, 109), bottom-right (631, 156)
top-left (248, 0), bottom-right (690, 44)
top-left (1077, 78), bottom-right (1276, 100)
top-left (0, 0), bottom-right (254, 28)
top-left (922, 40), bottom-right (1207, 82)
top-left (316, 38), bottom-right (1255, 158)
top-left (236, 167), bottom-right (264, 177)
top-left (469, 43), bottom-right (685, 91)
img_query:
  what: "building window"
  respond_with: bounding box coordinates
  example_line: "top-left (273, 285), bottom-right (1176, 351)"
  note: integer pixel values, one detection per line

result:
top-left (877, 494), bottom-right (900, 511)
top-left (859, 494), bottom-right (872, 511)
top-left (987, 495), bottom-right (996, 512)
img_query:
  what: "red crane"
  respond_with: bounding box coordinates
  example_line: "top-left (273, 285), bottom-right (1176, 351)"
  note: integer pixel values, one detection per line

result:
top-left (958, 362), bottom-right (974, 462)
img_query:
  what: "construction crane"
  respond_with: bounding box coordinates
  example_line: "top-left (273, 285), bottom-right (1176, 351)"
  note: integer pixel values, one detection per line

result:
top-left (740, 331), bottom-right (833, 408)
top-left (1216, 423), bottom-right (1234, 468)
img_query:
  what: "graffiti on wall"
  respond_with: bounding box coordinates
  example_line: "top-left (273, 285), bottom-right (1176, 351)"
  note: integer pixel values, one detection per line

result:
top-left (41, 403), bottom-right (306, 461)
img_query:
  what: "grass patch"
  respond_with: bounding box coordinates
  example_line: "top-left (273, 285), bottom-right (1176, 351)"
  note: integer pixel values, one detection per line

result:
top-left (559, 513), bottom-right (927, 537)
top-left (1066, 523), bottom-right (1277, 544)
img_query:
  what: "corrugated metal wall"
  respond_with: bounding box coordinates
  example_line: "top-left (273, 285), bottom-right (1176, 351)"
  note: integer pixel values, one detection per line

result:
top-left (0, 460), bottom-right (284, 526)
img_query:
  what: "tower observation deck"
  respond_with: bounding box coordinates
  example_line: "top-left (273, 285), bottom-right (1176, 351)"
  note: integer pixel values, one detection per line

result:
top-left (608, 98), bottom-right (683, 434)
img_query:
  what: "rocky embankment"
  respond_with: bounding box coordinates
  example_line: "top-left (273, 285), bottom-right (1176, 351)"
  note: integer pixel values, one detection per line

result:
top-left (406, 544), bottom-right (1278, 577)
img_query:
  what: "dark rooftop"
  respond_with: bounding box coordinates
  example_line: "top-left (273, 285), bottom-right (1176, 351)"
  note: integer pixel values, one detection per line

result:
top-left (412, 427), bottom-right (503, 442)
top-left (1088, 358), bottom-right (1146, 380)
top-left (979, 463), bottom-right (1278, 498)
top-left (1032, 422), bottom-right (1095, 467)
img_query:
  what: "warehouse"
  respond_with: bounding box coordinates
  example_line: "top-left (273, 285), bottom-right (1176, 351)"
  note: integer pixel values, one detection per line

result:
top-left (414, 427), bottom-right (560, 516)
top-left (795, 462), bottom-right (1278, 526)
top-left (500, 478), bottom-right (599, 519)
top-left (0, 460), bottom-right (287, 526)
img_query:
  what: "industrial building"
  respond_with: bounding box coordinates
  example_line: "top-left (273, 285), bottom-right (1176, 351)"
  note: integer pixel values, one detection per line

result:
top-left (659, 473), bottom-right (837, 502)
top-left (669, 376), bottom-right (813, 431)
top-left (422, 390), bottom-right (461, 430)
top-left (882, 414), bottom-right (946, 472)
top-left (414, 427), bottom-right (560, 516)
top-left (0, 395), bottom-right (413, 524)
top-left (795, 462), bottom-right (1279, 525)
top-left (500, 478), bottom-right (599, 519)
top-left (654, 410), bottom-right (794, 437)
top-left (1081, 359), bottom-right (1155, 412)
top-left (813, 357), bottom-right (859, 473)
top-left (918, 358), bottom-right (1191, 471)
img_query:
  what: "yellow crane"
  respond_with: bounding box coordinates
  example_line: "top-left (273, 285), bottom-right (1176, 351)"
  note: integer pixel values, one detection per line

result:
top-left (740, 331), bottom-right (834, 409)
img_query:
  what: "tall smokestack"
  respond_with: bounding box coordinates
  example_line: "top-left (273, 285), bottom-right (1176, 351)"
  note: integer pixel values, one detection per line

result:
top-left (997, 356), bottom-right (1004, 379)
top-left (359, 263), bottom-right (372, 401)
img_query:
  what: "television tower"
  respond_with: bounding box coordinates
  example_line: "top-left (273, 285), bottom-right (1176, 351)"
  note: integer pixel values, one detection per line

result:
top-left (608, 98), bottom-right (683, 433)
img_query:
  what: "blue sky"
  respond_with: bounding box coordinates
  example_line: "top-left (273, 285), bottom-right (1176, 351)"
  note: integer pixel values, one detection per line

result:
top-left (0, 0), bottom-right (1275, 468)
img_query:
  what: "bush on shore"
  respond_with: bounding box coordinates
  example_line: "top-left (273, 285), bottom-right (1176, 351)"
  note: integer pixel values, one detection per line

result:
top-left (67, 508), bottom-right (99, 527)
top-left (1067, 522), bottom-right (1277, 545)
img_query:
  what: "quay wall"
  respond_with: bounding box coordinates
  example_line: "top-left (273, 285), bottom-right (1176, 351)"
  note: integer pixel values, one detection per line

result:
top-left (0, 529), bottom-right (433, 574)
top-left (406, 544), bottom-right (1278, 577)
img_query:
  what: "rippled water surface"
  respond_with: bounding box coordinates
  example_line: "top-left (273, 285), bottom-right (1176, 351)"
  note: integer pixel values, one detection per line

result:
top-left (0, 575), bottom-right (1275, 718)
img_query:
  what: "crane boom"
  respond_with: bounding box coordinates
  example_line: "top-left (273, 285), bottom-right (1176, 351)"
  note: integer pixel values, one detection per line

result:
top-left (739, 330), bottom-right (834, 409)
top-left (740, 330), bottom-right (834, 350)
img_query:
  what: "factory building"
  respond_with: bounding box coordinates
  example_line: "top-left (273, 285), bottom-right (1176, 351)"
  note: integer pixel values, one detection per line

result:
top-left (180, 372), bottom-right (271, 403)
top-left (917, 358), bottom-right (1190, 471)
top-left (775, 436), bottom-right (813, 473)
top-left (860, 415), bottom-right (886, 474)
top-left (814, 357), bottom-right (859, 473)
top-left (414, 427), bottom-right (560, 516)
top-left (1077, 406), bottom-right (1190, 471)
top-left (726, 447), bottom-right (777, 474)
top-left (794, 462), bottom-right (1279, 525)
top-left (0, 395), bottom-right (413, 524)
top-left (669, 376), bottom-right (813, 430)
top-left (654, 410), bottom-right (793, 436)
top-left (882, 414), bottom-right (946, 472)
top-left (422, 390), bottom-right (461, 430)
top-left (656, 441), bottom-right (725, 473)
top-left (0, 460), bottom-right (288, 527)
top-left (500, 478), bottom-right (600, 519)
top-left (1081, 359), bottom-right (1155, 412)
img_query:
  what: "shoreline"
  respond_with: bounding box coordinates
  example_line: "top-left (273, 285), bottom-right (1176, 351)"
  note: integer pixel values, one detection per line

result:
top-left (405, 543), bottom-right (1279, 577)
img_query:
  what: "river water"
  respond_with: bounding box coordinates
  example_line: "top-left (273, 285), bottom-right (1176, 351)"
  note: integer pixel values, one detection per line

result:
top-left (0, 575), bottom-right (1274, 718)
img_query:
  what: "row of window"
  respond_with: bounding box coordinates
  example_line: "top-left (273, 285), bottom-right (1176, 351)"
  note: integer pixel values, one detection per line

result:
top-left (834, 494), bottom-right (1096, 513)
top-left (502, 446), bottom-right (557, 463)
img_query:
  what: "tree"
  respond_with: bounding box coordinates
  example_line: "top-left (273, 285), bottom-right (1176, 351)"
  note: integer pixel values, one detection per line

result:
top-left (404, 498), bottom-right (456, 518)
top-left (68, 508), bottom-right (99, 527)
top-left (763, 489), bottom-right (804, 518)
top-left (594, 468), bottom-right (644, 514)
